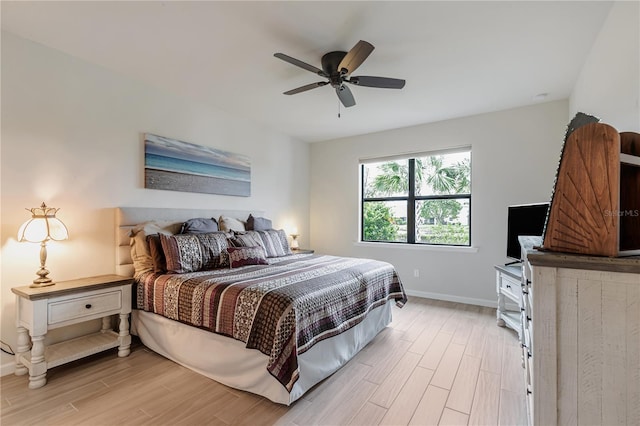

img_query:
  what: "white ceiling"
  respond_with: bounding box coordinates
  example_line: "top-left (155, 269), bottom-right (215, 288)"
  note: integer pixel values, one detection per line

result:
top-left (1, 1), bottom-right (613, 143)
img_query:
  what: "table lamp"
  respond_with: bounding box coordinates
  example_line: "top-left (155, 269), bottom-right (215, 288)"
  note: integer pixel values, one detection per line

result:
top-left (290, 231), bottom-right (299, 250)
top-left (17, 202), bottom-right (69, 287)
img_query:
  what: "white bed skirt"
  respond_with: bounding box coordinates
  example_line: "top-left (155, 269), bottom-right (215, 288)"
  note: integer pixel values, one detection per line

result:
top-left (131, 301), bottom-right (392, 405)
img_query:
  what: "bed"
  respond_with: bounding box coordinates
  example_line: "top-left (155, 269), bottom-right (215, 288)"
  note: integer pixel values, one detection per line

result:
top-left (115, 207), bottom-right (406, 405)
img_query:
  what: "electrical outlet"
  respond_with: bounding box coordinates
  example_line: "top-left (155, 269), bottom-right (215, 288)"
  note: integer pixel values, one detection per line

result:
top-left (413, 269), bottom-right (419, 278)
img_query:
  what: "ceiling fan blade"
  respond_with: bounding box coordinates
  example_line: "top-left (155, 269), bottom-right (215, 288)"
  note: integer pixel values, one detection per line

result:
top-left (274, 53), bottom-right (327, 77)
top-left (283, 81), bottom-right (328, 95)
top-left (337, 40), bottom-right (374, 75)
top-left (349, 76), bottom-right (406, 89)
top-left (336, 84), bottom-right (356, 108)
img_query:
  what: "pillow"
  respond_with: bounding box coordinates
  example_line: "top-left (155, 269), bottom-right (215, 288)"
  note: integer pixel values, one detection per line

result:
top-left (226, 246), bottom-right (268, 269)
top-left (255, 229), bottom-right (292, 257)
top-left (228, 230), bottom-right (266, 252)
top-left (146, 234), bottom-right (167, 273)
top-left (160, 232), bottom-right (229, 274)
top-left (246, 214), bottom-right (273, 231)
top-left (180, 217), bottom-right (218, 234)
top-left (218, 215), bottom-right (246, 232)
top-left (130, 221), bottom-right (182, 278)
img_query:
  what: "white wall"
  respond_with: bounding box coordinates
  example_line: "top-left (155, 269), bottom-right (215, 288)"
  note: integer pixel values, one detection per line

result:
top-left (309, 0), bottom-right (639, 309)
top-left (310, 100), bottom-right (568, 306)
top-left (570, 1), bottom-right (640, 132)
top-left (0, 32), bottom-right (310, 373)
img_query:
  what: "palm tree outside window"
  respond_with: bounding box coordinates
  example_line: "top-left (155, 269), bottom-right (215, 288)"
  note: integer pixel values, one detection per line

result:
top-left (360, 149), bottom-right (471, 245)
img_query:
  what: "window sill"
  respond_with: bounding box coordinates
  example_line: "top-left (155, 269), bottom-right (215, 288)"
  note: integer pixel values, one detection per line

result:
top-left (354, 241), bottom-right (479, 253)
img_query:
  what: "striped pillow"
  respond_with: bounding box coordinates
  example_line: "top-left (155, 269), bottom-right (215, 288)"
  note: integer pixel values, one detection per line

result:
top-left (256, 229), bottom-right (292, 257)
top-left (229, 231), bottom-right (266, 251)
top-left (160, 232), bottom-right (229, 273)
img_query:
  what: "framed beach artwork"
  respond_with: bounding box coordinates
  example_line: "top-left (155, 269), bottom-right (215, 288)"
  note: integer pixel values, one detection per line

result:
top-left (144, 133), bottom-right (251, 197)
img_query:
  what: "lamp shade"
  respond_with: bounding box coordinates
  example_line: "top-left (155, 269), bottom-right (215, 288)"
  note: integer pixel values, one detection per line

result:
top-left (18, 203), bottom-right (68, 243)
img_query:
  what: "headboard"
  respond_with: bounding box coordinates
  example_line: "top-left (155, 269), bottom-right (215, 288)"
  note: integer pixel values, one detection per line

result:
top-left (115, 207), bottom-right (264, 277)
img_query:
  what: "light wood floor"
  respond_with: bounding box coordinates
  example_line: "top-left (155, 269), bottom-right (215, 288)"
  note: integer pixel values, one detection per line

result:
top-left (1, 297), bottom-right (526, 425)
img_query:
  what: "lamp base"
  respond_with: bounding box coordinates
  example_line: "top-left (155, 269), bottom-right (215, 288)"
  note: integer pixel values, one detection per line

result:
top-left (30, 280), bottom-right (55, 288)
top-left (30, 267), bottom-right (55, 288)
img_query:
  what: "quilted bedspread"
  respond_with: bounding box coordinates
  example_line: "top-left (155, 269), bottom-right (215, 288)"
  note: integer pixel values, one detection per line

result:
top-left (136, 254), bottom-right (406, 391)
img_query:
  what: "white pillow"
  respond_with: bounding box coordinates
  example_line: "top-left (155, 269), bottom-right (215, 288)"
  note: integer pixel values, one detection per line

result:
top-left (218, 215), bottom-right (246, 232)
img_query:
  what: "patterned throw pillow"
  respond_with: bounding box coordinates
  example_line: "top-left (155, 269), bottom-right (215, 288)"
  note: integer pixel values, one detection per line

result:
top-left (256, 229), bottom-right (292, 257)
top-left (160, 232), bottom-right (229, 273)
top-left (226, 246), bottom-right (268, 269)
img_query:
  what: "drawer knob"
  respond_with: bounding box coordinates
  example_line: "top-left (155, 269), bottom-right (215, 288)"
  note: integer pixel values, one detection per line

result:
top-left (85, 304), bottom-right (92, 309)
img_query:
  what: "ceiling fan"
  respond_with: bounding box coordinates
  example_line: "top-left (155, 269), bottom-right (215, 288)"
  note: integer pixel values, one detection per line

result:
top-left (274, 40), bottom-right (406, 108)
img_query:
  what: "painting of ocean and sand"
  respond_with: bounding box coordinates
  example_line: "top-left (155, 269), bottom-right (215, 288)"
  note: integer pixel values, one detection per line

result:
top-left (144, 134), bottom-right (251, 196)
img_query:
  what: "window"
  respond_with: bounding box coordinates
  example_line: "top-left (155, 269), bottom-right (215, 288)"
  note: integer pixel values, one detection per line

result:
top-left (360, 149), bottom-right (471, 246)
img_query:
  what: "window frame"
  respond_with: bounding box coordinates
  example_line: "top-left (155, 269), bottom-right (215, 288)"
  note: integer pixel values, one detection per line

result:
top-left (360, 150), bottom-right (471, 246)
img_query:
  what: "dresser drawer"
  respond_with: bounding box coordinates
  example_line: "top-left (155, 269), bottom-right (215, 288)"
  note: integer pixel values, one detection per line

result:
top-left (523, 327), bottom-right (532, 362)
top-left (48, 291), bottom-right (122, 325)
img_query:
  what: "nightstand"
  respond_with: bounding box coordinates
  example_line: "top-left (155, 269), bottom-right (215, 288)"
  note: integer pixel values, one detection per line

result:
top-left (494, 264), bottom-right (523, 341)
top-left (292, 249), bottom-right (314, 254)
top-left (12, 274), bottom-right (133, 389)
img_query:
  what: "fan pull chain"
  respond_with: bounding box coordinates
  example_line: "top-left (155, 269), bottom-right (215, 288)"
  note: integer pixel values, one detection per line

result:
top-left (338, 100), bottom-right (341, 118)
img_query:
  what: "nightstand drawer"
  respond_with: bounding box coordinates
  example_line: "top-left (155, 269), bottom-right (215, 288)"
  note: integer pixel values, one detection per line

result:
top-left (48, 291), bottom-right (122, 325)
top-left (498, 273), bottom-right (521, 300)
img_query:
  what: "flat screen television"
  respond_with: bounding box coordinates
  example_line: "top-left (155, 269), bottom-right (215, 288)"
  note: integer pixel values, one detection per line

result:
top-left (506, 202), bottom-right (550, 260)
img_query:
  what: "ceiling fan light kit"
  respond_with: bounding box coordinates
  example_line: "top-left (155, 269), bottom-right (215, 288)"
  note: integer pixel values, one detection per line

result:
top-left (275, 40), bottom-right (406, 109)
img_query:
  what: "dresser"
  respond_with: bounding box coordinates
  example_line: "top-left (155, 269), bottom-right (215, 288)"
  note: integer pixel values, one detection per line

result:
top-left (12, 275), bottom-right (133, 389)
top-left (520, 237), bottom-right (640, 425)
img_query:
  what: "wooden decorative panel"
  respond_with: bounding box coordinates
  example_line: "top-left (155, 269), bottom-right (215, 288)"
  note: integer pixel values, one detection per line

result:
top-left (543, 123), bottom-right (621, 256)
top-left (620, 132), bottom-right (640, 251)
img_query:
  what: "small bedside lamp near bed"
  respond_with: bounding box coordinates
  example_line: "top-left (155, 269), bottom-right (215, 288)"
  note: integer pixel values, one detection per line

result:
top-left (290, 227), bottom-right (299, 250)
top-left (17, 202), bottom-right (69, 287)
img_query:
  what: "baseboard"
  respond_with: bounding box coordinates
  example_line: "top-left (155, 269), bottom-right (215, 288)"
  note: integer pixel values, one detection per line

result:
top-left (404, 289), bottom-right (498, 308)
top-left (1, 361), bottom-right (16, 377)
